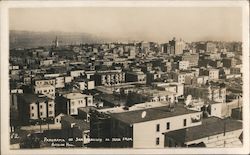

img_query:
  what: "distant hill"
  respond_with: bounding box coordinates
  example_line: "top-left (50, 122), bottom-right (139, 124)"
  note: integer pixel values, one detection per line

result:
top-left (9, 30), bottom-right (110, 49)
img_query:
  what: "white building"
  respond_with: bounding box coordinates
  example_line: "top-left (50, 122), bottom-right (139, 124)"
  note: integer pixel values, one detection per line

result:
top-left (93, 102), bottom-right (202, 148)
top-left (33, 85), bottom-right (55, 98)
top-left (75, 80), bottom-right (95, 90)
top-left (70, 70), bottom-right (85, 78)
top-left (208, 69), bottom-right (219, 80)
top-left (40, 59), bottom-right (53, 66)
top-left (62, 93), bottom-right (94, 115)
top-left (179, 61), bottom-right (189, 70)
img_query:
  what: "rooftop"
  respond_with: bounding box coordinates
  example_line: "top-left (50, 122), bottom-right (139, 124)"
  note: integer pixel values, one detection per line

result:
top-left (78, 106), bottom-right (96, 113)
top-left (164, 117), bottom-right (242, 143)
top-left (109, 103), bottom-right (200, 125)
top-left (63, 92), bottom-right (90, 100)
top-left (19, 93), bottom-right (53, 103)
top-left (62, 115), bottom-right (90, 131)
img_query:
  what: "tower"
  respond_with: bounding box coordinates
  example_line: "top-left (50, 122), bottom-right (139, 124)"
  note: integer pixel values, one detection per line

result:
top-left (52, 36), bottom-right (59, 48)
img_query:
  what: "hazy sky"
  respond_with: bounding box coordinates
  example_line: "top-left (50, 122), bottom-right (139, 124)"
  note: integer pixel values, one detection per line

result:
top-left (9, 7), bottom-right (242, 42)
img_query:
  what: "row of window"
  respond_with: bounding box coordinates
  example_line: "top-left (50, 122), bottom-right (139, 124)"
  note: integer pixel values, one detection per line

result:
top-left (31, 103), bottom-right (53, 110)
top-left (36, 81), bottom-right (55, 85)
top-left (36, 89), bottom-right (54, 94)
top-left (71, 100), bottom-right (84, 105)
top-left (31, 111), bottom-right (53, 117)
top-left (156, 119), bottom-right (187, 132)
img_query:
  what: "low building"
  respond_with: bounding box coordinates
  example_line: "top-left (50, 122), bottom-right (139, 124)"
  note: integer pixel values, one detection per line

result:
top-left (153, 82), bottom-right (184, 98)
top-left (184, 84), bottom-right (226, 103)
top-left (70, 70), bottom-right (85, 78)
top-left (61, 115), bottom-right (90, 147)
top-left (164, 117), bottom-right (242, 147)
top-left (127, 87), bottom-right (177, 105)
top-left (40, 59), bottom-right (53, 66)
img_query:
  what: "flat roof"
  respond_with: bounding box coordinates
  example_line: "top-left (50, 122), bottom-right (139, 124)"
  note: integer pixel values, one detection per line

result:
top-left (19, 93), bottom-right (53, 103)
top-left (110, 104), bottom-right (200, 125)
top-left (62, 115), bottom-right (90, 131)
top-left (63, 93), bottom-right (89, 100)
top-left (164, 117), bottom-right (242, 143)
top-left (34, 85), bottom-right (55, 88)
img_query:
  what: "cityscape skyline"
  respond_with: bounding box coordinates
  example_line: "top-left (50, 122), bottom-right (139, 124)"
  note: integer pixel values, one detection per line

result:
top-left (10, 7), bottom-right (242, 42)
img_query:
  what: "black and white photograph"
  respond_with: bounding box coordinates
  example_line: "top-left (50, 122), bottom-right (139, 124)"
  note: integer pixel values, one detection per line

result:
top-left (1, 1), bottom-right (249, 154)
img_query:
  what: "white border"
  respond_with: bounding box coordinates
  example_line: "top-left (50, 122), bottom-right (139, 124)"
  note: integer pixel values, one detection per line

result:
top-left (1, 1), bottom-right (249, 155)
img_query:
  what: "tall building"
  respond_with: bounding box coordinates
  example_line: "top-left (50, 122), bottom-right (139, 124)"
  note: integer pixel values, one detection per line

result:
top-left (206, 42), bottom-right (217, 53)
top-left (169, 38), bottom-right (186, 55)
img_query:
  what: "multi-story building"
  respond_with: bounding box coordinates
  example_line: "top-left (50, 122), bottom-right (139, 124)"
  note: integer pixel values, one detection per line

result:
top-left (56, 92), bottom-right (94, 115)
top-left (178, 61), bottom-right (189, 70)
top-left (33, 85), bottom-right (56, 98)
top-left (75, 79), bottom-right (95, 90)
top-left (206, 42), bottom-right (217, 53)
top-left (200, 68), bottom-right (219, 81)
top-left (222, 58), bottom-right (236, 68)
top-left (90, 102), bottom-right (202, 148)
top-left (182, 53), bottom-right (199, 67)
top-left (17, 94), bottom-right (55, 125)
top-left (169, 38), bottom-right (186, 55)
top-left (126, 68), bottom-right (146, 83)
top-left (93, 71), bottom-right (125, 86)
top-left (171, 70), bottom-right (196, 84)
top-left (33, 78), bottom-right (56, 87)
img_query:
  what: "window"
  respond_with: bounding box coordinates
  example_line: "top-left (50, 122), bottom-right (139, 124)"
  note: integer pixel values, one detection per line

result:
top-left (40, 105), bottom-right (43, 109)
top-left (49, 111), bottom-right (53, 115)
top-left (40, 112), bottom-right (43, 116)
top-left (156, 137), bottom-right (160, 145)
top-left (183, 119), bottom-right (187, 127)
top-left (49, 103), bottom-right (52, 107)
top-left (156, 124), bottom-right (160, 132)
top-left (31, 106), bottom-right (34, 110)
top-left (166, 122), bottom-right (170, 130)
top-left (31, 113), bottom-right (34, 117)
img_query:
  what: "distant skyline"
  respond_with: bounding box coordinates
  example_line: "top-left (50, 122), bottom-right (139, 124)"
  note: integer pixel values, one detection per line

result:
top-left (10, 7), bottom-right (242, 42)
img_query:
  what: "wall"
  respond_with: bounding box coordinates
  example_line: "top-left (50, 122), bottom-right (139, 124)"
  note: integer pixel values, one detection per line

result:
top-left (133, 112), bottom-right (202, 148)
top-left (186, 129), bottom-right (242, 147)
